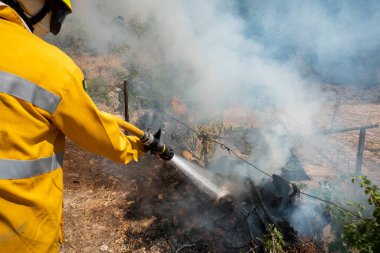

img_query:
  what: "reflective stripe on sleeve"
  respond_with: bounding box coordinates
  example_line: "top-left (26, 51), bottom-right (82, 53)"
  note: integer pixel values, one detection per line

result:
top-left (0, 152), bottom-right (64, 179)
top-left (0, 70), bottom-right (61, 113)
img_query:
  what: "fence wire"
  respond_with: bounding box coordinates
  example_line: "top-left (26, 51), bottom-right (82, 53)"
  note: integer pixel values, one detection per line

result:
top-left (158, 109), bottom-right (366, 220)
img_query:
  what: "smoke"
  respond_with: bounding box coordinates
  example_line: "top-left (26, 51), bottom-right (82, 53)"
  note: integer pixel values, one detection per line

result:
top-left (51, 0), bottom-right (380, 243)
top-left (53, 1), bottom-right (380, 193)
top-left (237, 0), bottom-right (380, 86)
top-left (58, 0), bottom-right (325, 175)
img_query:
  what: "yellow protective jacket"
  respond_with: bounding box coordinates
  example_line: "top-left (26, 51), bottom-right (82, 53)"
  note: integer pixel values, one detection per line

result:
top-left (0, 5), bottom-right (143, 253)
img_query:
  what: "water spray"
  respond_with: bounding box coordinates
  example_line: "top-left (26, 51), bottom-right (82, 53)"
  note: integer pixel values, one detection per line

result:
top-left (168, 155), bottom-right (228, 200)
top-left (140, 129), bottom-right (228, 200)
top-left (116, 118), bottom-right (228, 200)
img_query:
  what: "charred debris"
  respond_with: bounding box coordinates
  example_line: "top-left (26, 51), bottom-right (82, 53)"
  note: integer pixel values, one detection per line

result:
top-left (124, 112), bottom-right (322, 252)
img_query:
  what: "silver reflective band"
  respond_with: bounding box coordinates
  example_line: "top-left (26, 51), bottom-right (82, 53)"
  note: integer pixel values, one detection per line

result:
top-left (0, 70), bottom-right (61, 113)
top-left (0, 152), bottom-right (64, 179)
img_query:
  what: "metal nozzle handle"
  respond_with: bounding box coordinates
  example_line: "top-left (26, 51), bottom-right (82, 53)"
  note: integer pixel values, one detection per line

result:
top-left (140, 130), bottom-right (174, 161)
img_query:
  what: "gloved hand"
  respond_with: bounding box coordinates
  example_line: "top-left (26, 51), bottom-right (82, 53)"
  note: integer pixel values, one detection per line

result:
top-left (105, 111), bottom-right (174, 161)
top-left (125, 135), bottom-right (146, 162)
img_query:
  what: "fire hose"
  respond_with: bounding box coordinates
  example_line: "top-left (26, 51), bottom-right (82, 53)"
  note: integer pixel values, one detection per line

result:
top-left (115, 117), bottom-right (174, 161)
top-left (116, 117), bottom-right (227, 200)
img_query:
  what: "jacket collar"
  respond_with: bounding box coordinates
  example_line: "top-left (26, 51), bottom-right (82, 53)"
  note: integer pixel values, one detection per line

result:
top-left (0, 2), bottom-right (31, 31)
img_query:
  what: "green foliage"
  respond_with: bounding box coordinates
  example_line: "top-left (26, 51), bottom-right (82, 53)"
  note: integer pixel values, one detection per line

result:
top-left (327, 176), bottom-right (380, 253)
top-left (263, 224), bottom-right (286, 253)
top-left (87, 76), bottom-right (110, 105)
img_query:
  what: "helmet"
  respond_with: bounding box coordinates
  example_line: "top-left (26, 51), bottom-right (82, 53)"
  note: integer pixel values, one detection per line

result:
top-left (2, 0), bottom-right (72, 35)
top-left (48, 0), bottom-right (72, 34)
top-left (61, 0), bottom-right (72, 13)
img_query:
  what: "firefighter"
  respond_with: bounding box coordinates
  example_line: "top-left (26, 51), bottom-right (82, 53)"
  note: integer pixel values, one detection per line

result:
top-left (0, 0), bottom-right (145, 252)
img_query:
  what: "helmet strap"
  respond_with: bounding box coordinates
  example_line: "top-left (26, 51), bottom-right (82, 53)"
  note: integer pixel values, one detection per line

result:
top-left (28, 3), bottom-right (50, 25)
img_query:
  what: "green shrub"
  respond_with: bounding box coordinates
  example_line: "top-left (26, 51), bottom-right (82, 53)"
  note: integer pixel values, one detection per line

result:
top-left (263, 224), bottom-right (286, 253)
top-left (327, 176), bottom-right (380, 253)
top-left (87, 76), bottom-right (110, 105)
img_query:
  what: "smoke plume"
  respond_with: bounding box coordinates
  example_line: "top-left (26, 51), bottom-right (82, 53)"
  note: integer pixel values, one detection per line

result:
top-left (52, 0), bottom-right (379, 180)
top-left (237, 0), bottom-right (380, 86)
top-left (46, 1), bottom-right (380, 243)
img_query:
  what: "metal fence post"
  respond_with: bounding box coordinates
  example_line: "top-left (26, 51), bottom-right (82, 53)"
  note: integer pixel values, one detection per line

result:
top-left (124, 80), bottom-right (129, 122)
top-left (355, 128), bottom-right (366, 175)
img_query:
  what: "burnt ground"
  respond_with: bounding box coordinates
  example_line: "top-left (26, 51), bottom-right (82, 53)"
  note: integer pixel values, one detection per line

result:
top-left (58, 83), bottom-right (380, 253)
top-left (59, 140), bottom-right (322, 253)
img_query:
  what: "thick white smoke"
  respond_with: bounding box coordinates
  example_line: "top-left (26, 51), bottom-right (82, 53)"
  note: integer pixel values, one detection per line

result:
top-left (47, 1), bottom-right (380, 243)
top-left (57, 0), bottom-right (324, 175)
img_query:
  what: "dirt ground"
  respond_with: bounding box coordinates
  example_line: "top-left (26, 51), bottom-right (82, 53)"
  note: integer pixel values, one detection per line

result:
top-left (60, 140), bottom-right (168, 253)
top-left (58, 83), bottom-right (379, 253)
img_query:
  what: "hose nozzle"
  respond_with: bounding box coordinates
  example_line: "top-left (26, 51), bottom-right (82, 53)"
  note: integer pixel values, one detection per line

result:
top-left (140, 129), bottom-right (174, 161)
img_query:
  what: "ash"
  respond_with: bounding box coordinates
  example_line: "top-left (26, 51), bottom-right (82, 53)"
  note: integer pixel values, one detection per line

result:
top-left (123, 156), bottom-right (311, 253)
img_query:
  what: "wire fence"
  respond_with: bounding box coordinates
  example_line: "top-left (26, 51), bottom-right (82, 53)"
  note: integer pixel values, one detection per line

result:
top-left (158, 109), bottom-right (370, 220)
top-left (125, 92), bottom-right (380, 220)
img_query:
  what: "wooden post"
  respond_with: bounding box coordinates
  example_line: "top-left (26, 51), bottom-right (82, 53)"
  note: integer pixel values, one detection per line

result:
top-left (355, 128), bottom-right (366, 175)
top-left (123, 80), bottom-right (129, 122)
top-left (137, 98), bottom-right (142, 118)
top-left (202, 137), bottom-right (209, 168)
